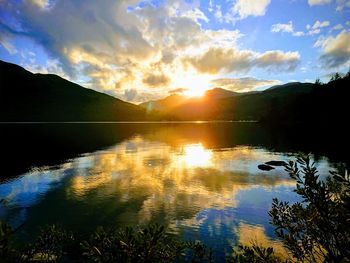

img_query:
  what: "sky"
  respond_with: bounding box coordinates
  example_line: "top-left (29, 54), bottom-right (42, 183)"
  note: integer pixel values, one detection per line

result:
top-left (0, 0), bottom-right (349, 103)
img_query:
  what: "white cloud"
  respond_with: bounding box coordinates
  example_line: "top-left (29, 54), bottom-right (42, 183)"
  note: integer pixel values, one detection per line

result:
top-left (314, 30), bottom-right (350, 67)
top-left (307, 20), bottom-right (330, 35)
top-left (336, 0), bottom-right (350, 11)
top-left (28, 0), bottom-right (50, 9)
top-left (233, 0), bottom-right (271, 18)
top-left (308, 0), bottom-right (332, 6)
top-left (271, 21), bottom-right (305, 36)
top-left (331, 24), bottom-right (344, 31)
top-left (271, 21), bottom-right (294, 33)
top-left (0, 36), bottom-right (18, 54)
top-left (308, 0), bottom-right (350, 10)
top-left (312, 20), bottom-right (330, 29)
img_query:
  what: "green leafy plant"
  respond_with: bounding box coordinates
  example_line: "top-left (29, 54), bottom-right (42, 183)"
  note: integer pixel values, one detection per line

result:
top-left (81, 224), bottom-right (184, 263)
top-left (269, 155), bottom-right (350, 262)
top-left (228, 245), bottom-right (284, 263)
top-left (23, 224), bottom-right (75, 262)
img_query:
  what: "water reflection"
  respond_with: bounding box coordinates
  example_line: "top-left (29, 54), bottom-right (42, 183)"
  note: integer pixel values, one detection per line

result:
top-left (183, 144), bottom-right (212, 168)
top-left (0, 124), bottom-right (335, 260)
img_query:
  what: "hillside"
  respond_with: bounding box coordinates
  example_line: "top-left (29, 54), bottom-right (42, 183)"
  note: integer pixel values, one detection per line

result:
top-left (0, 60), bottom-right (147, 121)
top-left (141, 78), bottom-right (349, 123)
top-left (1, 60), bottom-right (349, 123)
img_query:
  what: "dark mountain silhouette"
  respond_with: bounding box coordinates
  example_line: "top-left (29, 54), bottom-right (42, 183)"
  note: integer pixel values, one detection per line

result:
top-left (140, 82), bottom-right (314, 120)
top-left (1, 60), bottom-right (349, 123)
top-left (140, 94), bottom-right (187, 113)
top-left (204, 87), bottom-right (239, 99)
top-left (0, 60), bottom-right (148, 121)
top-left (139, 88), bottom-right (238, 113)
top-left (141, 76), bottom-right (349, 123)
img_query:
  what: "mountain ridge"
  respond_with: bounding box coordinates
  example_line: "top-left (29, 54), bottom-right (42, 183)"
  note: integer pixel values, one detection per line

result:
top-left (1, 59), bottom-right (348, 123)
top-left (0, 60), bottom-right (148, 121)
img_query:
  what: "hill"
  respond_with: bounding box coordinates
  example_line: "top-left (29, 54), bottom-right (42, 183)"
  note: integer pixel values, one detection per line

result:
top-left (141, 77), bottom-right (349, 123)
top-left (0, 60), bottom-right (147, 121)
top-left (140, 87), bottom-right (239, 115)
top-left (1, 60), bottom-right (349, 123)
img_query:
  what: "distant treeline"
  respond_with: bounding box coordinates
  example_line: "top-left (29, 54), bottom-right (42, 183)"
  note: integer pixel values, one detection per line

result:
top-left (259, 71), bottom-right (350, 125)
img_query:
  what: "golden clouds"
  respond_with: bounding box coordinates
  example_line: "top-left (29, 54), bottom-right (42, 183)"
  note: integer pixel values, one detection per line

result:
top-left (211, 77), bottom-right (280, 92)
top-left (184, 48), bottom-right (300, 74)
top-left (4, 0), bottom-right (300, 102)
top-left (142, 73), bottom-right (171, 88)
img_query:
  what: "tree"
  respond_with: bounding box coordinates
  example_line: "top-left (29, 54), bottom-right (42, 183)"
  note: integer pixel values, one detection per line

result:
top-left (345, 69), bottom-right (350, 79)
top-left (329, 72), bottom-right (342, 82)
top-left (269, 156), bottom-right (350, 262)
top-left (315, 78), bottom-right (323, 86)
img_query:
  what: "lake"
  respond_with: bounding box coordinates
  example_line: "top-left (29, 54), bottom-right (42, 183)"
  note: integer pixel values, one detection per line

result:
top-left (0, 122), bottom-right (348, 261)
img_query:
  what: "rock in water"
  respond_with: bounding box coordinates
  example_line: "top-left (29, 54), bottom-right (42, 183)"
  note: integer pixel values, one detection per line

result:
top-left (265, 161), bottom-right (287, 166)
top-left (258, 164), bottom-right (275, 171)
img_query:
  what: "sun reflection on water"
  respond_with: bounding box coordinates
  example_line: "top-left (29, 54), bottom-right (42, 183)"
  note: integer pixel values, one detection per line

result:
top-left (0, 132), bottom-right (308, 260)
top-left (183, 143), bottom-right (213, 168)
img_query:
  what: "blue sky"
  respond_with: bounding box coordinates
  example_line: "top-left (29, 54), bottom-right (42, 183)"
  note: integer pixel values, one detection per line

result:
top-left (1, 0), bottom-right (349, 102)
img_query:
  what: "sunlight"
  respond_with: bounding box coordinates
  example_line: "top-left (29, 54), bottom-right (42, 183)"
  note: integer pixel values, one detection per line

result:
top-left (183, 143), bottom-right (213, 167)
top-left (173, 71), bottom-right (212, 97)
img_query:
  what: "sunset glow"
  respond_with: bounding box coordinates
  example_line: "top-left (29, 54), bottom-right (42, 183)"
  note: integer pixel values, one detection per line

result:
top-left (1, 1), bottom-right (348, 103)
top-left (183, 143), bottom-right (213, 167)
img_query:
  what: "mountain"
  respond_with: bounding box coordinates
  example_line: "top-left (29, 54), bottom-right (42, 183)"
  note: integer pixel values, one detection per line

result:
top-left (204, 87), bottom-right (239, 99)
top-left (1, 60), bottom-right (348, 123)
top-left (140, 94), bottom-right (187, 113)
top-left (140, 78), bottom-right (349, 123)
top-left (140, 87), bottom-right (238, 114)
top-left (0, 60), bottom-right (147, 121)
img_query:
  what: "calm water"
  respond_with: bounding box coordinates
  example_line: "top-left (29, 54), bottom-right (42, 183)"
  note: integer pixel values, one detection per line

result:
top-left (0, 122), bottom-right (347, 261)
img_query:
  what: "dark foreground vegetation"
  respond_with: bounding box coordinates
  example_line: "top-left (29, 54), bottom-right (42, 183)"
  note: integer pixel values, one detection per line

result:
top-left (1, 156), bottom-right (349, 262)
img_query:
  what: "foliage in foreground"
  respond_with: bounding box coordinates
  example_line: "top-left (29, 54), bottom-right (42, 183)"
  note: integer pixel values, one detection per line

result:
top-left (269, 156), bottom-right (350, 262)
top-left (1, 155), bottom-right (350, 262)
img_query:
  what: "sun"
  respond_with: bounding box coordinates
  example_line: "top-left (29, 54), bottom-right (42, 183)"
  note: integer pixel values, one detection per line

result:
top-left (173, 71), bottom-right (212, 98)
top-left (184, 86), bottom-right (207, 97)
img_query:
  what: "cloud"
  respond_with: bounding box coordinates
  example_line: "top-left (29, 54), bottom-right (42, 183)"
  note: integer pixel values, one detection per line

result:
top-left (336, 0), bottom-right (350, 11)
top-left (271, 21), bottom-right (304, 36)
top-left (271, 21), bottom-right (294, 33)
top-left (184, 47), bottom-right (300, 74)
top-left (142, 73), bottom-right (171, 88)
top-left (183, 47), bottom-right (253, 74)
top-left (307, 20), bottom-right (330, 35)
top-left (256, 51), bottom-right (300, 71)
top-left (308, 0), bottom-right (332, 6)
top-left (233, 0), bottom-right (271, 18)
top-left (168, 88), bottom-right (188, 94)
top-left (314, 30), bottom-right (350, 68)
top-left (0, 0), bottom-right (301, 103)
top-left (0, 35), bottom-right (17, 54)
top-left (308, 0), bottom-right (350, 10)
top-left (331, 24), bottom-right (344, 31)
top-left (211, 77), bottom-right (280, 92)
top-left (124, 89), bottom-right (138, 101)
top-left (28, 0), bottom-right (50, 9)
